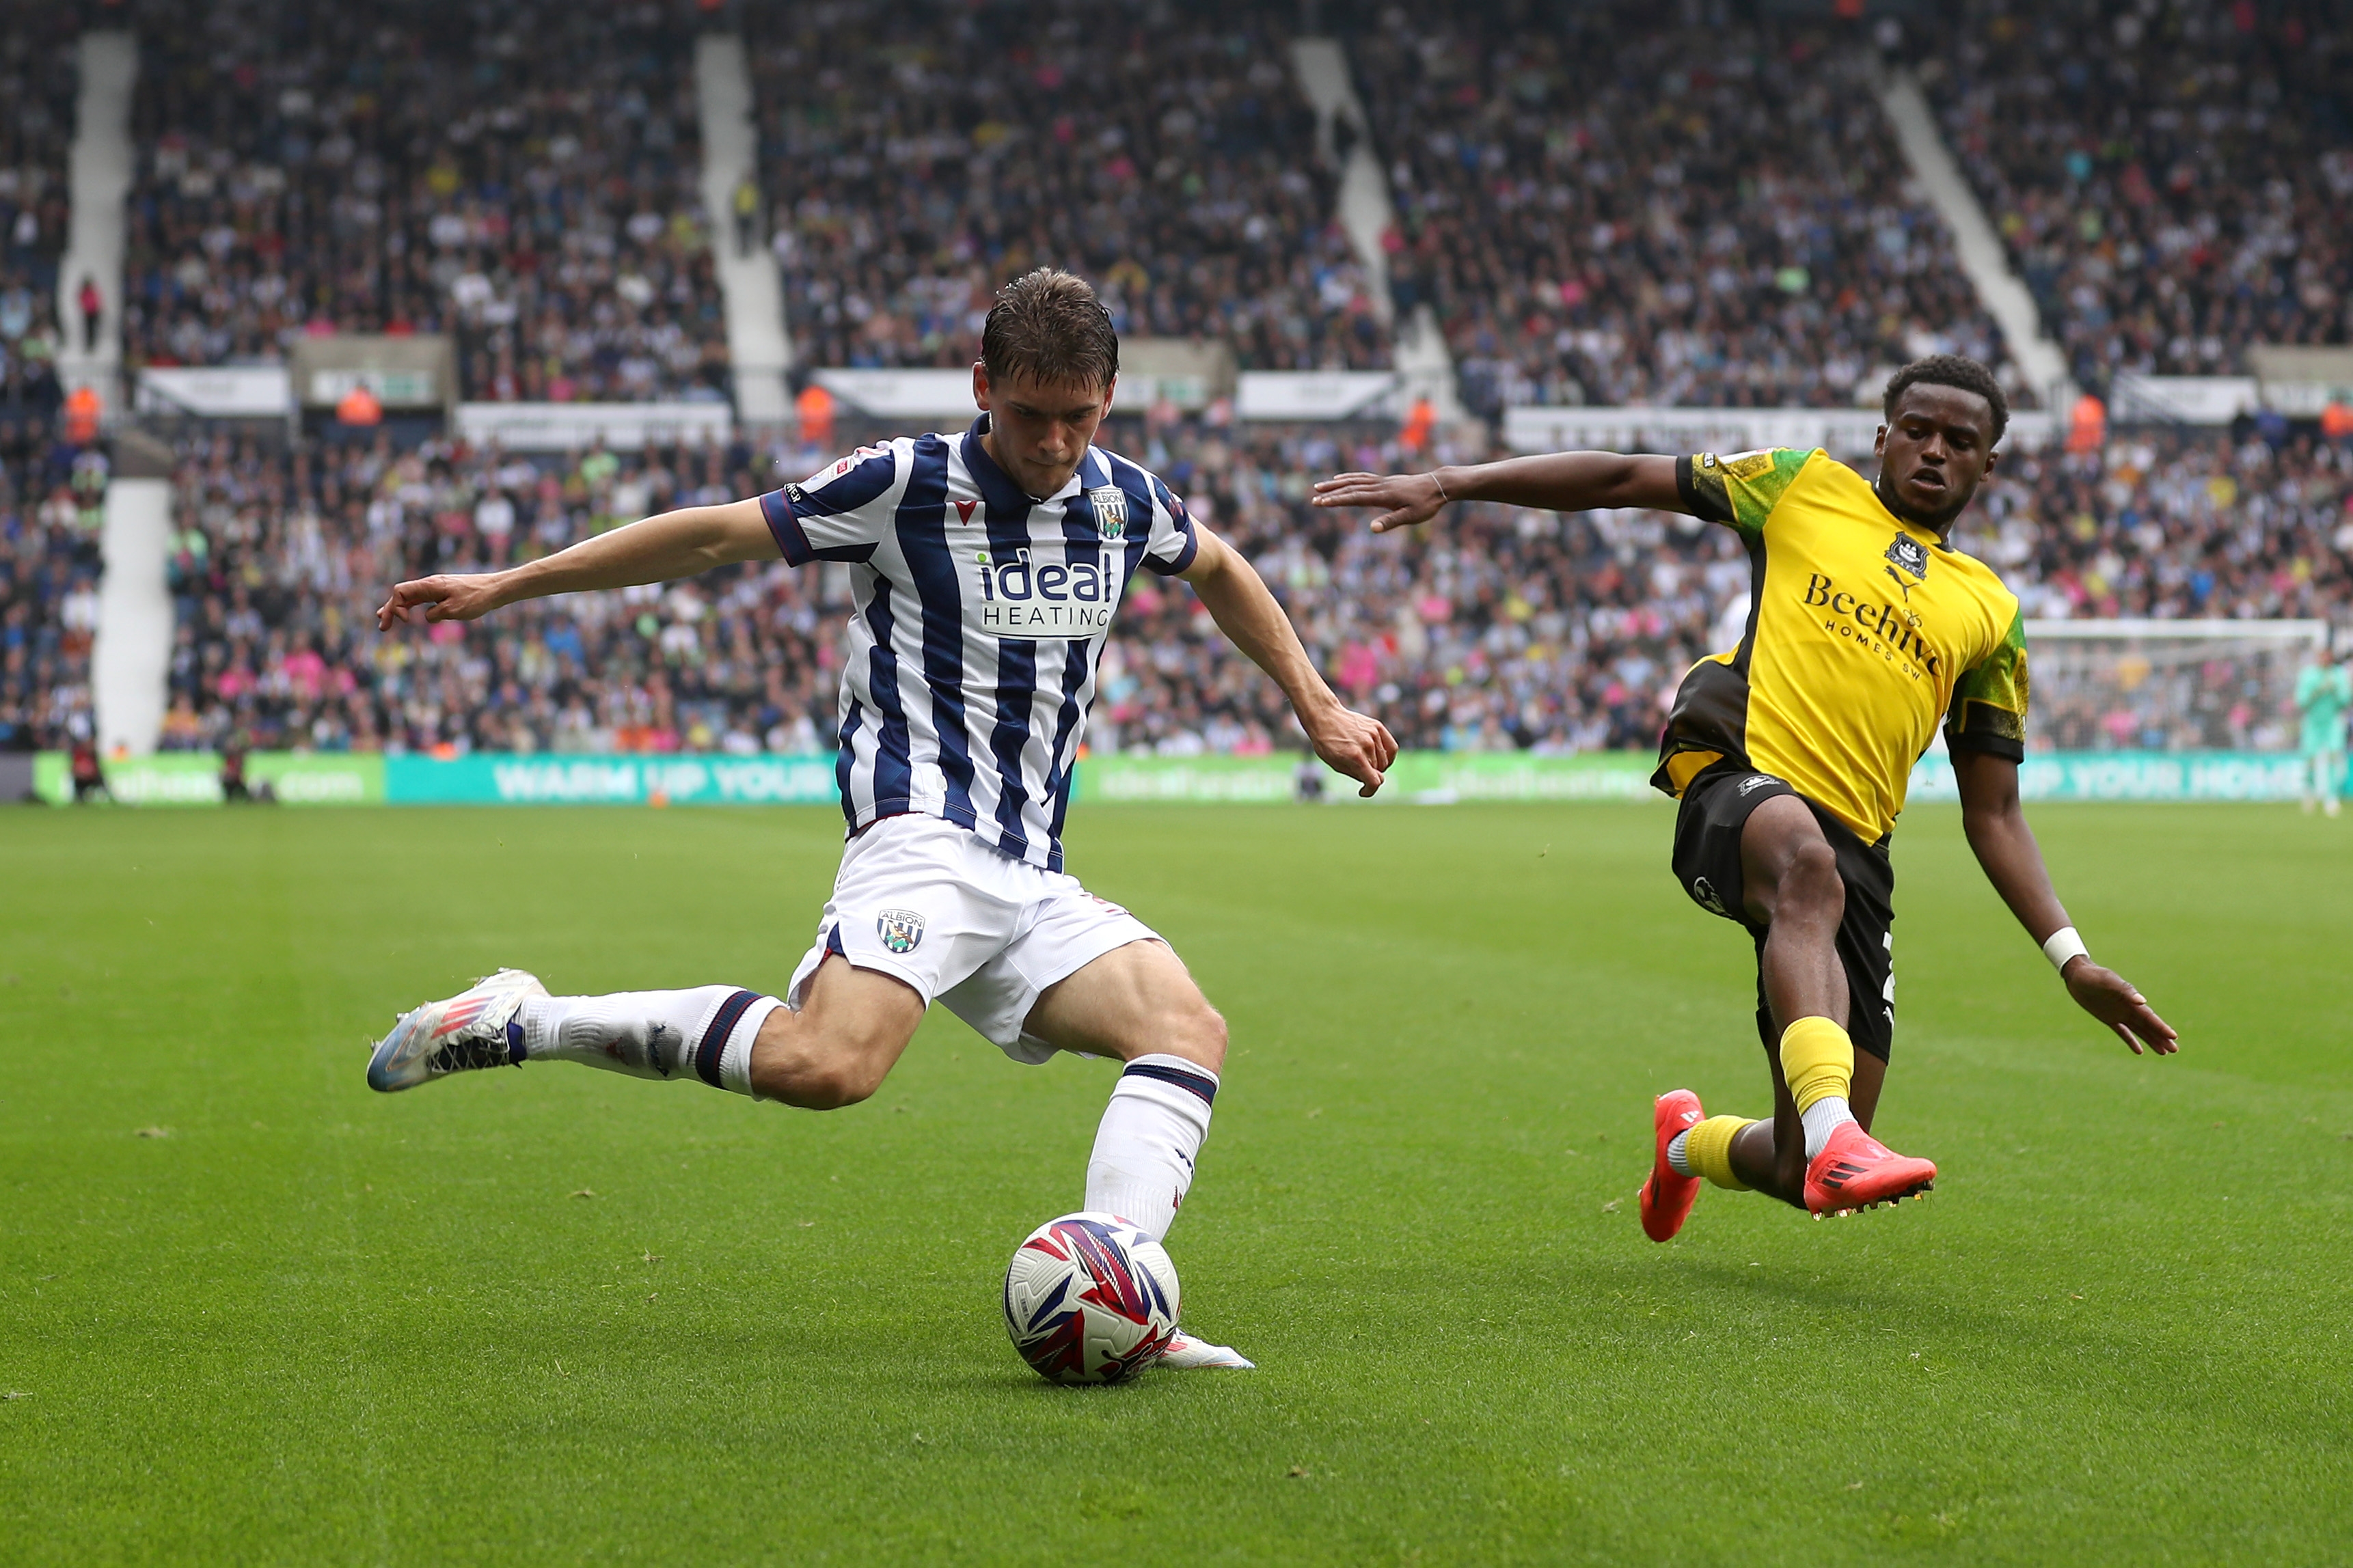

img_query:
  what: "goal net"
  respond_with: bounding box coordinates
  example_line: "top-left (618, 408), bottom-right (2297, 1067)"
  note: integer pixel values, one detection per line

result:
top-left (2024, 619), bottom-right (2330, 752)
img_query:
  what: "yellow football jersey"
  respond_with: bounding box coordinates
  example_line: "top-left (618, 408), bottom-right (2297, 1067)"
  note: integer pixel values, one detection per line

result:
top-left (1652, 448), bottom-right (2029, 842)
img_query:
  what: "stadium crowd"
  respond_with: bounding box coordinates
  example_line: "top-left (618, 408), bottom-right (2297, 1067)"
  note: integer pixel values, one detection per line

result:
top-left (121, 0), bottom-right (727, 402)
top-left (2, 7), bottom-right (73, 410)
top-left (1930, 0), bottom-right (2353, 386)
top-left (144, 409), bottom-right (2353, 761)
top-left (1348, 8), bottom-right (2022, 419)
top-left (0, 430), bottom-right (105, 753)
top-left (749, 1), bottom-right (1386, 373)
top-left (0, 12), bottom-right (89, 756)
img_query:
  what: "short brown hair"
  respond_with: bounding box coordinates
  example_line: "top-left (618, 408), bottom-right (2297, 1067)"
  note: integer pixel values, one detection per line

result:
top-left (981, 268), bottom-right (1118, 392)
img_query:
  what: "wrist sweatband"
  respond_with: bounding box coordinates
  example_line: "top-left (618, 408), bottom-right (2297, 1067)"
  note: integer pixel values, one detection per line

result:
top-left (2041, 926), bottom-right (2089, 974)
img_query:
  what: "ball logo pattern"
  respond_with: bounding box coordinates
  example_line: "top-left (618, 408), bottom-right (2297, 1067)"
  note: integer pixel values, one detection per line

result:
top-left (1002, 1212), bottom-right (1181, 1384)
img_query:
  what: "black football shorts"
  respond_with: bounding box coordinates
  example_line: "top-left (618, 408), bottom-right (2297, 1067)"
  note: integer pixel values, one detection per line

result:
top-left (1669, 762), bottom-right (1896, 1061)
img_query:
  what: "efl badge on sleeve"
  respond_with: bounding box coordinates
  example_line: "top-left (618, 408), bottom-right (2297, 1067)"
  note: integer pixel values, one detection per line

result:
top-left (875, 909), bottom-right (925, 954)
top-left (1085, 486), bottom-right (1128, 541)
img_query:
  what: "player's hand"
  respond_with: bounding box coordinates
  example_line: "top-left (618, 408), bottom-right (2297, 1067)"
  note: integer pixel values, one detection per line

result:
top-left (2064, 961), bottom-right (2178, 1056)
top-left (376, 573), bottom-right (507, 630)
top-left (1304, 704), bottom-right (1398, 797)
top-left (1311, 472), bottom-right (1449, 534)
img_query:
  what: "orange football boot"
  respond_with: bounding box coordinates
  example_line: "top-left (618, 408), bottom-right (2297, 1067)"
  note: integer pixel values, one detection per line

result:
top-left (1638, 1090), bottom-right (1706, 1242)
top-left (1805, 1120), bottom-right (1936, 1216)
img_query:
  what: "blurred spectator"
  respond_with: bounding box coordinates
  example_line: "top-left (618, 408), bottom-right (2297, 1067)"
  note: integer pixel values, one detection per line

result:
top-left (1350, 7), bottom-right (2026, 417)
top-left (77, 275), bottom-right (102, 354)
top-left (1931, 0), bottom-right (2352, 385)
top-left (748, 0), bottom-right (1385, 373)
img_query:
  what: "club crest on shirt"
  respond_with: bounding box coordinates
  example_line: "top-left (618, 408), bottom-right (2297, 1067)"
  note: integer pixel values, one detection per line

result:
top-left (1885, 534), bottom-right (1930, 581)
top-left (876, 908), bottom-right (925, 954)
top-left (1085, 486), bottom-right (1128, 540)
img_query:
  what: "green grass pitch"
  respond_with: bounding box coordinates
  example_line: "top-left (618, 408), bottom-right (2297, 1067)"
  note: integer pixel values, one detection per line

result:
top-left (3, 799), bottom-right (2349, 1563)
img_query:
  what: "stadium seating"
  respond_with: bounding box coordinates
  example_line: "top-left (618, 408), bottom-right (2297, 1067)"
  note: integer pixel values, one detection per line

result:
top-left (1346, 9), bottom-right (2024, 417)
top-left (0, 12), bottom-right (85, 752)
top-left (157, 411), bottom-right (2353, 760)
top-left (122, 0), bottom-right (727, 402)
top-left (1929, 1), bottom-right (2353, 385)
top-left (46, 3), bottom-right (2353, 767)
top-left (158, 430), bottom-right (835, 755)
top-left (0, 437), bottom-right (107, 754)
top-left (746, 1), bottom-right (1387, 372)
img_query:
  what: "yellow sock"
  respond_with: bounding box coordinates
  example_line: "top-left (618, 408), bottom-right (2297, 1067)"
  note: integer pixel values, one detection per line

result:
top-left (1779, 1017), bottom-right (1853, 1114)
top-left (1685, 1114), bottom-right (1755, 1191)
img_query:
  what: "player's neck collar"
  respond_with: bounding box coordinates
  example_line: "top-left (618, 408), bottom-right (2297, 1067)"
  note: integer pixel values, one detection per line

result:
top-left (1872, 472), bottom-right (1959, 546)
top-left (966, 415), bottom-right (1089, 506)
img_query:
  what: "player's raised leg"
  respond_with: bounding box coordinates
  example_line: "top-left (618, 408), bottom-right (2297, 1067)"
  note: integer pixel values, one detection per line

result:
top-left (1724, 797), bottom-right (1934, 1214)
top-left (1020, 937), bottom-right (1251, 1369)
top-left (370, 958), bottom-right (927, 1105)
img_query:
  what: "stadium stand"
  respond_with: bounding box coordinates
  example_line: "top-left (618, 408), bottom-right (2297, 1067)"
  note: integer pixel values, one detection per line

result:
top-left (158, 430), bottom-right (834, 755)
top-left (72, 3), bottom-right (2353, 767)
top-left (0, 432), bottom-right (106, 754)
top-left (1929, 0), bottom-right (2353, 385)
top-left (161, 412), bottom-right (2353, 760)
top-left (121, 0), bottom-right (727, 402)
top-left (0, 12), bottom-right (87, 754)
top-left (746, 1), bottom-right (1387, 372)
top-left (1346, 8), bottom-right (2025, 419)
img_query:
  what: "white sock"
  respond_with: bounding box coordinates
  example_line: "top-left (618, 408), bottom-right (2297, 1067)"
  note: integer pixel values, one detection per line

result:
top-left (1800, 1095), bottom-right (1858, 1159)
top-left (521, 987), bottom-right (781, 1097)
top-left (1665, 1129), bottom-right (1697, 1177)
top-left (1085, 1054), bottom-right (1217, 1242)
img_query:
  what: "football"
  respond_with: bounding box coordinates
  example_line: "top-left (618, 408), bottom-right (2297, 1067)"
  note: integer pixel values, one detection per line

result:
top-left (1003, 1213), bottom-right (1182, 1385)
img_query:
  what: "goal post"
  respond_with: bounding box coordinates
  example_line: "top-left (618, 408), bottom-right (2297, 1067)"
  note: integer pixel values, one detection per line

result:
top-left (2022, 619), bottom-right (2330, 754)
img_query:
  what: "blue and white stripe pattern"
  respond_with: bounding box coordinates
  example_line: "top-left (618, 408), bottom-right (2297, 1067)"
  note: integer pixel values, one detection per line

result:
top-left (758, 415), bottom-right (1199, 871)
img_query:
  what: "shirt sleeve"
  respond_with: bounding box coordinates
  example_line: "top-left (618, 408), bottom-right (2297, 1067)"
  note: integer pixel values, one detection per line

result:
top-left (756, 443), bottom-right (904, 566)
top-left (1674, 448), bottom-right (1812, 545)
top-left (1138, 476), bottom-right (1199, 577)
top-left (1946, 606), bottom-right (2030, 762)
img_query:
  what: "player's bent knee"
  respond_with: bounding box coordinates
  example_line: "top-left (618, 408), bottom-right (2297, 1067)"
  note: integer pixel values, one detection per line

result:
top-left (1779, 839), bottom-right (1845, 918)
top-left (749, 1011), bottom-right (904, 1110)
top-left (1177, 1002), bottom-right (1229, 1073)
top-left (763, 1047), bottom-right (889, 1110)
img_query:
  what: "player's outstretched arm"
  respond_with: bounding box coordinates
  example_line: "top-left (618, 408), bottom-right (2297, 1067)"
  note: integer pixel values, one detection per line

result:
top-left (1310, 451), bottom-right (1684, 534)
top-left (1953, 749), bottom-right (2179, 1056)
top-left (375, 497), bottom-right (779, 629)
top-left (1178, 526), bottom-right (1398, 796)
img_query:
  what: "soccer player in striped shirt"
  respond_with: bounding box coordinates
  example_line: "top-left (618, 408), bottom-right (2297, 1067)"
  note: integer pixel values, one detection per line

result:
top-left (368, 270), bottom-right (1397, 1368)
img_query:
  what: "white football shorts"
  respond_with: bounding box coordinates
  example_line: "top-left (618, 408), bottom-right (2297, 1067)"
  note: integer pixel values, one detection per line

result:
top-left (787, 812), bottom-right (1164, 1064)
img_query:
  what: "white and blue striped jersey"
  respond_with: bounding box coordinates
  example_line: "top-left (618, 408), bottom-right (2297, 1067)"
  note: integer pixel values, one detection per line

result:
top-left (759, 415), bottom-right (1200, 871)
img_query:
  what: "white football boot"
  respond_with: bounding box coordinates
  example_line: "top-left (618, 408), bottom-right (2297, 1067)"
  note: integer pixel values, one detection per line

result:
top-left (1158, 1333), bottom-right (1255, 1371)
top-left (367, 969), bottom-right (547, 1092)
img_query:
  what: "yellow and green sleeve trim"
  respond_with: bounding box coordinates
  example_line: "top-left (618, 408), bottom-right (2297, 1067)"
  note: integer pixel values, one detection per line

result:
top-left (1676, 448), bottom-right (1812, 545)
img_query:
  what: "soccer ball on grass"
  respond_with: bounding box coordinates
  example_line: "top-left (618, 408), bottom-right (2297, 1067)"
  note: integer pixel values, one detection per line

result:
top-left (1003, 1212), bottom-right (1180, 1384)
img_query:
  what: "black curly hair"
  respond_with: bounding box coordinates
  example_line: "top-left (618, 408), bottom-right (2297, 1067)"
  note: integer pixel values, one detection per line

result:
top-left (1882, 354), bottom-right (2009, 444)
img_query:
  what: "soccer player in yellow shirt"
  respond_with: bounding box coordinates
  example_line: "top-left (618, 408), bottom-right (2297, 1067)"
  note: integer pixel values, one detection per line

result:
top-left (1314, 355), bottom-right (2176, 1228)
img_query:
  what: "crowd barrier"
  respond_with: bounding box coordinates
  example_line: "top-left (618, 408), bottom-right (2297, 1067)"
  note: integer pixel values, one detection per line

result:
top-left (13, 749), bottom-right (2328, 807)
